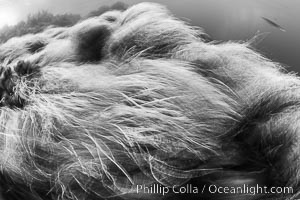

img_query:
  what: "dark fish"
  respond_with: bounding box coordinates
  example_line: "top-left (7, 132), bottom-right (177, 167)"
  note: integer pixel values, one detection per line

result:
top-left (261, 17), bottom-right (286, 32)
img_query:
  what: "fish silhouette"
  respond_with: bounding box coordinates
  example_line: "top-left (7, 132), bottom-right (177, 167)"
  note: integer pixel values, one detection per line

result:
top-left (261, 17), bottom-right (286, 32)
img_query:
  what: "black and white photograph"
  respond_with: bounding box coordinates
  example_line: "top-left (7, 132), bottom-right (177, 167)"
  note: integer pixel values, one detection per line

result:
top-left (0, 0), bottom-right (299, 199)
